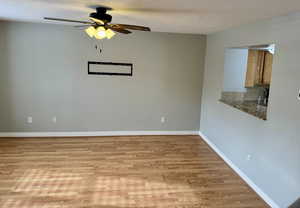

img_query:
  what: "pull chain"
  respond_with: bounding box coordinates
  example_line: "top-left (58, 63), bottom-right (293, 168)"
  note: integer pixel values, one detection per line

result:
top-left (94, 40), bottom-right (103, 54)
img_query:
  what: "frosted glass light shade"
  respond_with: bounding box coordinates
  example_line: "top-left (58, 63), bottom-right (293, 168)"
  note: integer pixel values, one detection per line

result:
top-left (105, 29), bottom-right (115, 39)
top-left (85, 26), bottom-right (96, 38)
top-left (94, 27), bottom-right (106, 39)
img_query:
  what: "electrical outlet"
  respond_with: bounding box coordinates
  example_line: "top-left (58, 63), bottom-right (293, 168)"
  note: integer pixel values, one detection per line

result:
top-left (161, 117), bottom-right (165, 123)
top-left (27, 117), bottom-right (33, 124)
top-left (246, 154), bottom-right (252, 161)
top-left (52, 117), bottom-right (57, 123)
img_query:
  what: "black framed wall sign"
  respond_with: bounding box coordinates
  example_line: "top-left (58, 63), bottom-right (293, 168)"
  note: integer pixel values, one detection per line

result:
top-left (88, 61), bottom-right (133, 76)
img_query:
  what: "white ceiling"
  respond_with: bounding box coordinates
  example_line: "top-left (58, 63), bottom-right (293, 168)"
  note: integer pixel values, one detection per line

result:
top-left (1, 0), bottom-right (300, 34)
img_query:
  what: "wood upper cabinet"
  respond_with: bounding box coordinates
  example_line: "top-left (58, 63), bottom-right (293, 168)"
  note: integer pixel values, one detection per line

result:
top-left (263, 51), bottom-right (273, 85)
top-left (245, 50), bottom-right (273, 87)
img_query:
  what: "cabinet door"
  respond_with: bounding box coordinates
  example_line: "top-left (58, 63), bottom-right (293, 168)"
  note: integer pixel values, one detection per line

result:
top-left (245, 50), bottom-right (265, 87)
top-left (245, 50), bottom-right (258, 87)
top-left (263, 52), bottom-right (273, 85)
top-left (255, 50), bottom-right (265, 85)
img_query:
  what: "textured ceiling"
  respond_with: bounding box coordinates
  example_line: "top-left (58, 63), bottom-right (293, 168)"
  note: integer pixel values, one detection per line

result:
top-left (1, 0), bottom-right (300, 34)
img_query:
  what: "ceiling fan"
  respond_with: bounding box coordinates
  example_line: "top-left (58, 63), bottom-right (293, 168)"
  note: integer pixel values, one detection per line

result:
top-left (44, 6), bottom-right (151, 40)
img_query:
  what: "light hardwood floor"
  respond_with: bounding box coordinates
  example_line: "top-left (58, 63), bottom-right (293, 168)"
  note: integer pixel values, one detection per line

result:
top-left (0, 135), bottom-right (269, 208)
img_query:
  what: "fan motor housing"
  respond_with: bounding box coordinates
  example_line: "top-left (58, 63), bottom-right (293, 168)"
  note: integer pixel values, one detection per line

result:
top-left (90, 8), bottom-right (112, 23)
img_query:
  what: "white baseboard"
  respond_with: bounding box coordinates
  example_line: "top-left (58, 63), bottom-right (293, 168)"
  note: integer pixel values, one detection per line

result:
top-left (199, 131), bottom-right (280, 208)
top-left (0, 131), bottom-right (198, 138)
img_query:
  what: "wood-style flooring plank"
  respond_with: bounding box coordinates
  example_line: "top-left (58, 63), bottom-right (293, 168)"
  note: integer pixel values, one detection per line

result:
top-left (0, 135), bottom-right (269, 208)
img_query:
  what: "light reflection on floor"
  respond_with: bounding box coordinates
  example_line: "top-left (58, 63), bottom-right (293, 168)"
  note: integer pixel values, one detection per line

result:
top-left (92, 176), bottom-right (197, 207)
top-left (2, 169), bottom-right (197, 208)
top-left (13, 169), bottom-right (84, 197)
top-left (1, 199), bottom-right (65, 208)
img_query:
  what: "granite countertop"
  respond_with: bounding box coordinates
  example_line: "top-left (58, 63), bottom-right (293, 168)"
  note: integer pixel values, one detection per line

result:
top-left (219, 99), bottom-right (267, 120)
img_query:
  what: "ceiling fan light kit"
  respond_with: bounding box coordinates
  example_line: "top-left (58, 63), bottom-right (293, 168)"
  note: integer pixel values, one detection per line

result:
top-left (44, 6), bottom-right (151, 40)
top-left (86, 26), bottom-right (115, 40)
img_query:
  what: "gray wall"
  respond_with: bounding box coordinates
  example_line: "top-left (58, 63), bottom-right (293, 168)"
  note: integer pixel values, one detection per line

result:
top-left (201, 13), bottom-right (300, 207)
top-left (0, 21), bottom-right (206, 132)
top-left (223, 48), bottom-right (248, 92)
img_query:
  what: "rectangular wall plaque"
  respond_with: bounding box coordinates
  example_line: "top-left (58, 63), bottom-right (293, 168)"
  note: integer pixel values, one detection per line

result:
top-left (88, 61), bottom-right (133, 76)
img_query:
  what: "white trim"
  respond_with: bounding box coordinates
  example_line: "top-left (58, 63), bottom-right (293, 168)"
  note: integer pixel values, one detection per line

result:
top-left (0, 131), bottom-right (198, 138)
top-left (199, 131), bottom-right (280, 208)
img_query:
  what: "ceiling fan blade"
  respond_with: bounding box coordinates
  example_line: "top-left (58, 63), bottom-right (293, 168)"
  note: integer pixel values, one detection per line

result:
top-left (112, 24), bottom-right (150, 31)
top-left (73, 25), bottom-right (92, 28)
top-left (90, 17), bottom-right (105, 25)
top-left (106, 25), bottom-right (132, 34)
top-left (44, 17), bottom-right (92, 24)
top-left (110, 8), bottom-right (199, 14)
